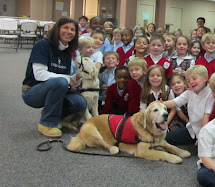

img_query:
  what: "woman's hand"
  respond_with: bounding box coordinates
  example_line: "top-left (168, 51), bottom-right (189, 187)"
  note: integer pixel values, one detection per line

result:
top-left (76, 72), bottom-right (82, 81)
top-left (69, 78), bottom-right (77, 91)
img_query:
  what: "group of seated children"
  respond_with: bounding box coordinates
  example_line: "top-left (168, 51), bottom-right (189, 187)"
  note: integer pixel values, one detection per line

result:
top-left (75, 16), bottom-right (215, 186)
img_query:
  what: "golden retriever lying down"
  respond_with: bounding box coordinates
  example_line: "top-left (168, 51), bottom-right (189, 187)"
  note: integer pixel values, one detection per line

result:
top-left (68, 103), bottom-right (191, 163)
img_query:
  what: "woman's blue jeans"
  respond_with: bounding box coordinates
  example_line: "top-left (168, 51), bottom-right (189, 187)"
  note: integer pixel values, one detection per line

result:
top-left (22, 77), bottom-right (87, 127)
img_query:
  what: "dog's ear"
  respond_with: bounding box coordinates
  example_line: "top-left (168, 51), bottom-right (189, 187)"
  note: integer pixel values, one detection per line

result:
top-left (138, 110), bottom-right (147, 129)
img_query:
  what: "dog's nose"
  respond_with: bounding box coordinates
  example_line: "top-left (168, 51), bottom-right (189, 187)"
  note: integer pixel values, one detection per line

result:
top-left (163, 113), bottom-right (168, 120)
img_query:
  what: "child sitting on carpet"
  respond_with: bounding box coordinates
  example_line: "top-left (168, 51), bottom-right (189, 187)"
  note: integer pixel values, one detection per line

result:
top-left (127, 57), bottom-right (147, 115)
top-left (102, 66), bottom-right (130, 115)
top-left (197, 72), bottom-right (215, 187)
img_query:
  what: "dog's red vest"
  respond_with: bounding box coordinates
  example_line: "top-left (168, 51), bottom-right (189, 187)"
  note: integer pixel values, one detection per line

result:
top-left (108, 114), bottom-right (139, 144)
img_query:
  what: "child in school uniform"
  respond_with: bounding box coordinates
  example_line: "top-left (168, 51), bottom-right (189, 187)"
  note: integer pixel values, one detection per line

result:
top-left (170, 36), bottom-right (195, 77)
top-left (103, 21), bottom-right (114, 33)
top-left (82, 16), bottom-right (112, 54)
top-left (132, 26), bottom-right (146, 40)
top-left (98, 51), bottom-right (119, 112)
top-left (162, 34), bottom-right (177, 61)
top-left (139, 65), bottom-right (176, 127)
top-left (102, 66), bottom-right (130, 115)
top-left (144, 34), bottom-right (173, 80)
top-left (197, 73), bottom-right (215, 187)
top-left (129, 36), bottom-right (149, 61)
top-left (78, 16), bottom-right (89, 34)
top-left (168, 73), bottom-right (189, 131)
top-left (189, 39), bottom-right (202, 61)
top-left (78, 36), bottom-right (95, 58)
top-left (162, 65), bottom-right (214, 145)
top-left (116, 28), bottom-right (134, 66)
top-left (190, 29), bottom-right (197, 40)
top-left (196, 32), bottom-right (215, 78)
top-left (140, 65), bottom-right (170, 110)
top-left (111, 28), bottom-right (123, 52)
top-left (127, 57), bottom-right (148, 115)
top-left (90, 29), bottom-right (105, 70)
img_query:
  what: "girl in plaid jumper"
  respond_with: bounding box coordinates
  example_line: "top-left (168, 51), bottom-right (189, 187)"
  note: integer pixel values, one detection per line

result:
top-left (170, 36), bottom-right (195, 77)
top-left (140, 65), bottom-right (175, 126)
top-left (168, 73), bottom-right (188, 131)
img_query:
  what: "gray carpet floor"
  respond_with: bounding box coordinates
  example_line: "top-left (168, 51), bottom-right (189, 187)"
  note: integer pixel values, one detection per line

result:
top-left (0, 47), bottom-right (202, 187)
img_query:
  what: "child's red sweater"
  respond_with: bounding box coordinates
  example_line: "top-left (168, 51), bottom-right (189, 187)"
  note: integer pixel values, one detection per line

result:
top-left (117, 46), bottom-right (134, 66)
top-left (102, 83), bottom-right (129, 114)
top-left (144, 55), bottom-right (173, 79)
top-left (127, 79), bottom-right (142, 115)
top-left (196, 56), bottom-right (215, 78)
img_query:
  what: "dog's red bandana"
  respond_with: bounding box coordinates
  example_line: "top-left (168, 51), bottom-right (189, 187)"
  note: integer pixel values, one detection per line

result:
top-left (108, 114), bottom-right (139, 144)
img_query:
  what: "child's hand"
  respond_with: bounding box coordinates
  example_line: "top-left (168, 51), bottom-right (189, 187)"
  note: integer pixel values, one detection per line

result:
top-left (180, 70), bottom-right (186, 76)
top-left (101, 84), bottom-right (108, 90)
top-left (195, 140), bottom-right (198, 146)
top-left (149, 100), bottom-right (161, 105)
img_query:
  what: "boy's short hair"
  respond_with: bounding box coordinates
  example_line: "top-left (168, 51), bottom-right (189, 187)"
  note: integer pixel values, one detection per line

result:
top-left (113, 28), bottom-right (122, 35)
top-left (79, 16), bottom-right (88, 22)
top-left (197, 17), bottom-right (205, 23)
top-left (78, 36), bottom-right (94, 49)
top-left (127, 57), bottom-right (147, 71)
top-left (185, 65), bottom-right (208, 79)
top-left (103, 51), bottom-right (119, 60)
top-left (122, 28), bottom-right (134, 37)
top-left (150, 34), bottom-right (165, 45)
top-left (115, 66), bottom-right (129, 76)
top-left (90, 29), bottom-right (105, 41)
top-left (209, 73), bottom-right (215, 91)
top-left (202, 32), bottom-right (215, 43)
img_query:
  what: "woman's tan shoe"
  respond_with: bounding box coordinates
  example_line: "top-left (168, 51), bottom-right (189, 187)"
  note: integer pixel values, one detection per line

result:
top-left (38, 123), bottom-right (62, 138)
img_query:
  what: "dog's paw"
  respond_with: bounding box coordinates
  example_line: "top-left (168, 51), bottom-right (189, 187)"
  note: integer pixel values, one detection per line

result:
top-left (109, 146), bottom-right (119, 155)
top-left (178, 150), bottom-right (191, 158)
top-left (167, 155), bottom-right (183, 164)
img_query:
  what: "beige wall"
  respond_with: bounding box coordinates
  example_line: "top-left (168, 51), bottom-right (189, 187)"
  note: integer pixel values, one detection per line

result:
top-left (16, 0), bottom-right (30, 17)
top-left (70, 0), bottom-right (83, 21)
top-left (120, 0), bottom-right (137, 29)
top-left (136, 0), bottom-right (215, 37)
top-left (166, 0), bottom-right (215, 36)
top-left (0, 0), bottom-right (16, 16)
top-left (116, 0), bottom-right (121, 27)
top-left (31, 0), bottom-right (53, 21)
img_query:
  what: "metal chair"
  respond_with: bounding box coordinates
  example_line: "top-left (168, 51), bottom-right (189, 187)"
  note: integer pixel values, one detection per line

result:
top-left (19, 21), bottom-right (38, 48)
top-left (0, 19), bottom-right (19, 52)
top-left (43, 22), bottom-right (55, 38)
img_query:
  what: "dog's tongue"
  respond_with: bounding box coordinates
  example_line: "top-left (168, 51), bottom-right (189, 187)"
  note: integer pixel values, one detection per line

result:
top-left (158, 122), bottom-right (167, 130)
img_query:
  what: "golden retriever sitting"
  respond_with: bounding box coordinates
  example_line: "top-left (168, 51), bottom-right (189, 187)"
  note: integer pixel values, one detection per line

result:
top-left (60, 57), bottom-right (100, 129)
top-left (68, 103), bottom-right (191, 163)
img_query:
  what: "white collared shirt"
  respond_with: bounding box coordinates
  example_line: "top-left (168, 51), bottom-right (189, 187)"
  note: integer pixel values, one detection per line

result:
top-left (140, 85), bottom-right (169, 110)
top-left (174, 84), bottom-right (214, 139)
top-left (150, 53), bottom-right (162, 64)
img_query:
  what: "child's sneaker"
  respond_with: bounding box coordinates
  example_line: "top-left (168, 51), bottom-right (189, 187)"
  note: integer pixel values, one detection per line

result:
top-left (38, 123), bottom-right (62, 137)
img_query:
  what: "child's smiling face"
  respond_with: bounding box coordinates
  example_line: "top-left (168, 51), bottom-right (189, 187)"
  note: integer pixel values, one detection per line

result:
top-left (149, 39), bottom-right (164, 56)
top-left (170, 76), bottom-right (186, 96)
top-left (121, 30), bottom-right (133, 46)
top-left (186, 73), bottom-right (208, 94)
top-left (91, 33), bottom-right (104, 49)
top-left (115, 69), bottom-right (130, 90)
top-left (129, 65), bottom-right (145, 81)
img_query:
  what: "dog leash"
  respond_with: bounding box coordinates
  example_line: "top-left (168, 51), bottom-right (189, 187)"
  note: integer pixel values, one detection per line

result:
top-left (36, 139), bottom-right (143, 159)
top-left (37, 139), bottom-right (168, 158)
